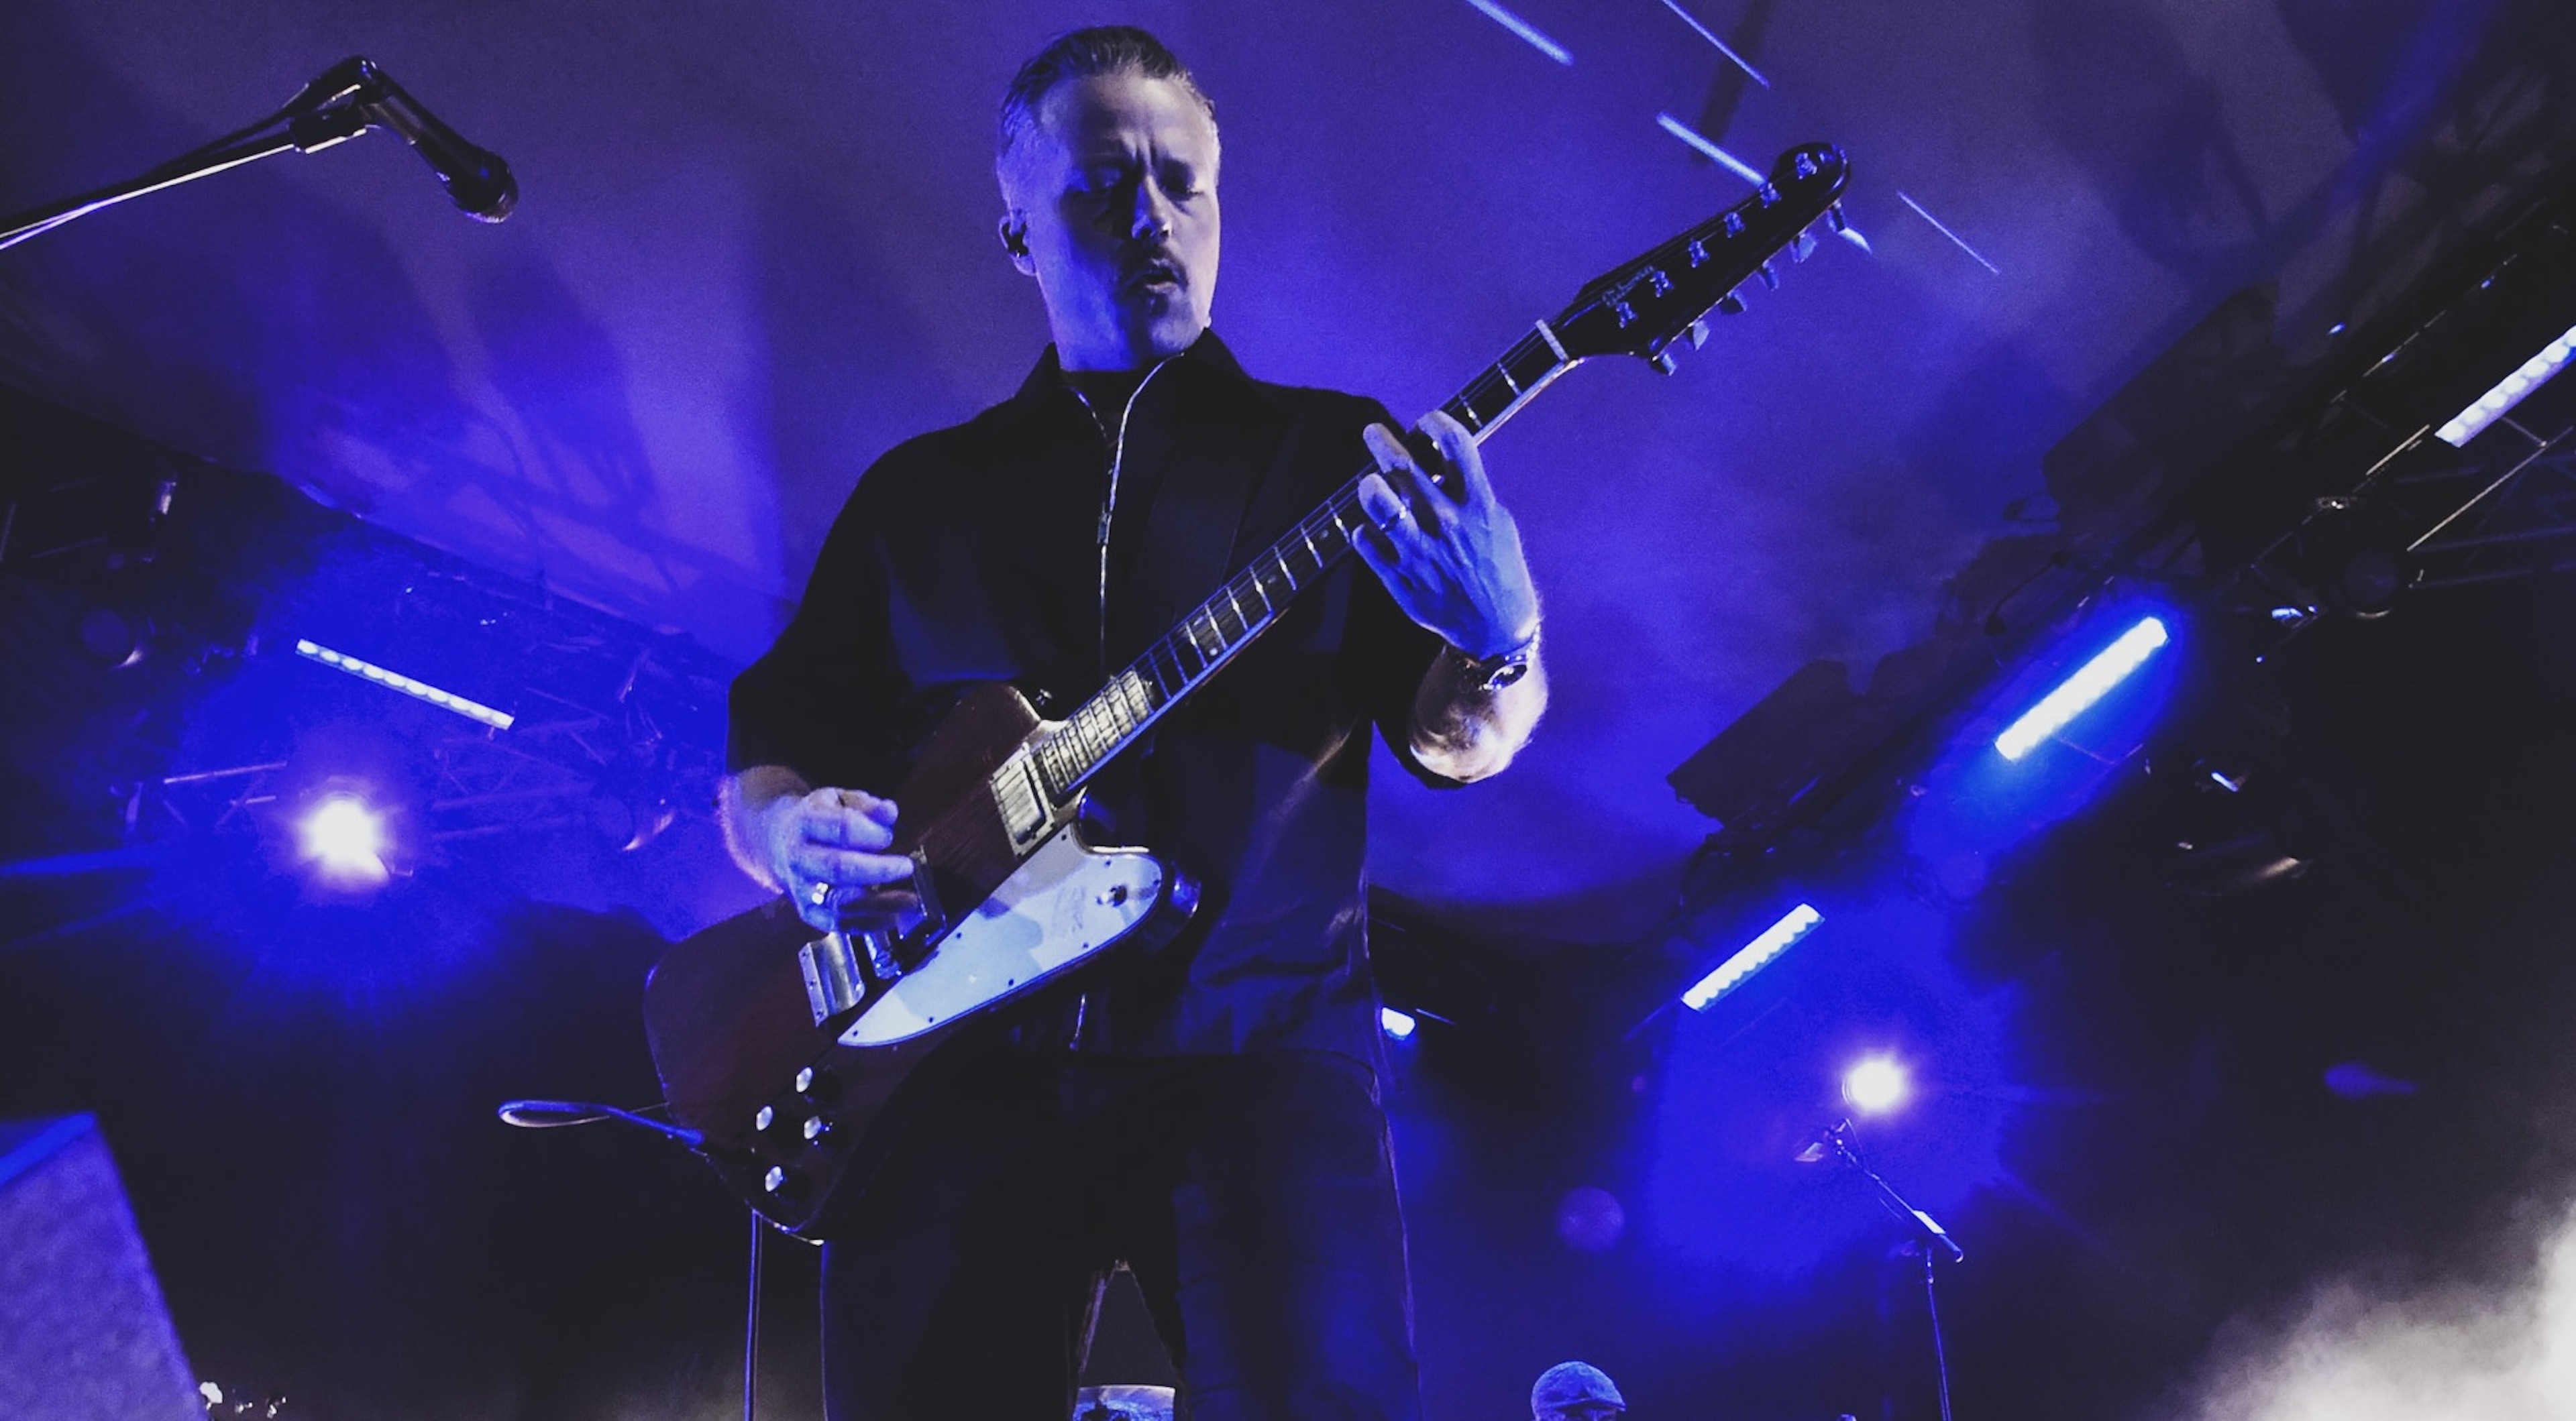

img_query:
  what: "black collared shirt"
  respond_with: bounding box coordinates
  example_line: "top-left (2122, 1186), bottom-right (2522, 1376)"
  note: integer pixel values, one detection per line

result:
top-left (728, 332), bottom-right (1450, 1065)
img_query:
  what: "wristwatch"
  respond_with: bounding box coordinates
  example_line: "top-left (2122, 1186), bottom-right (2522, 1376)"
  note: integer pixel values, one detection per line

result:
top-left (1448, 627), bottom-right (1539, 693)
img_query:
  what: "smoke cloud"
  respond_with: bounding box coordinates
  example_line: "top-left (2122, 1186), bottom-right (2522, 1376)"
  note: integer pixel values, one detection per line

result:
top-left (2186, 1200), bottom-right (2576, 1421)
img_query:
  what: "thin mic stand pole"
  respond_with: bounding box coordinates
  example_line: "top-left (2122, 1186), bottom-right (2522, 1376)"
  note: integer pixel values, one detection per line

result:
top-left (744, 1209), bottom-right (765, 1421)
top-left (1921, 1247), bottom-right (1954, 1421)
top-left (0, 105), bottom-right (371, 252)
top-left (1817, 1122), bottom-right (1964, 1421)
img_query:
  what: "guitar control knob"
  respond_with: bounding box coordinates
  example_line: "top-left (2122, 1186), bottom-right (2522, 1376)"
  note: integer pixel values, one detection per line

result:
top-left (794, 1067), bottom-right (815, 1094)
top-left (763, 1166), bottom-right (788, 1194)
top-left (802, 1115), bottom-right (830, 1142)
top-left (754, 1105), bottom-right (775, 1133)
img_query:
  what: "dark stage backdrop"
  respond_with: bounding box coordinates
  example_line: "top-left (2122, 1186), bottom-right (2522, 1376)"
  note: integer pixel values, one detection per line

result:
top-left (4, 572), bottom-right (2575, 1419)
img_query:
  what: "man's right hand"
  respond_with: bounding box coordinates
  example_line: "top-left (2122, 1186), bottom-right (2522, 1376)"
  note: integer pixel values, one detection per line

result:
top-left (724, 769), bottom-right (914, 927)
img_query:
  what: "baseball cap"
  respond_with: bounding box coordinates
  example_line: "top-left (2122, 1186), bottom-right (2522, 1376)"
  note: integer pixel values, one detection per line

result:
top-left (1532, 1360), bottom-right (1625, 1414)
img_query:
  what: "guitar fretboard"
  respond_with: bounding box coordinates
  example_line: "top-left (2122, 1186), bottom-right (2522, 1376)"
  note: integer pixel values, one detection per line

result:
top-left (1029, 322), bottom-right (1576, 803)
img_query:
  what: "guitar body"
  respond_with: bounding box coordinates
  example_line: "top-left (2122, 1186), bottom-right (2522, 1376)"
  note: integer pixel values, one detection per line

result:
top-left (643, 142), bottom-right (1849, 1234)
top-left (643, 683), bottom-right (1199, 1233)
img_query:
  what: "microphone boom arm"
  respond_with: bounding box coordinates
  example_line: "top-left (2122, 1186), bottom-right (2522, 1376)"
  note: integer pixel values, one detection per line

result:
top-left (0, 54), bottom-right (511, 253)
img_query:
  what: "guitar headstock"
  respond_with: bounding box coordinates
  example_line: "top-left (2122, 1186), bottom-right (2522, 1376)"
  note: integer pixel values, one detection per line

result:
top-left (1551, 143), bottom-right (1849, 370)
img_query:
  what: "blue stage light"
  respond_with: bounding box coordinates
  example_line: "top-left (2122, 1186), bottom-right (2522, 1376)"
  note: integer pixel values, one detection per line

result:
top-left (1654, 113), bottom-right (1764, 185)
top-left (1682, 903), bottom-right (1822, 1012)
top-left (1380, 1007), bottom-right (1418, 1041)
top-left (2435, 323), bottom-right (2576, 447)
top-left (1843, 1055), bottom-right (1909, 1115)
top-left (1462, 0), bottom-right (1573, 64)
top-left (294, 639), bottom-right (515, 730)
top-left (299, 793), bottom-right (390, 886)
top-left (1994, 616), bottom-right (2170, 762)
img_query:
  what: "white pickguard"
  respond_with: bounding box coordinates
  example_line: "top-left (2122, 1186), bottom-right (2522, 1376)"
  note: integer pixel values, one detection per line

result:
top-left (838, 826), bottom-right (1169, 1047)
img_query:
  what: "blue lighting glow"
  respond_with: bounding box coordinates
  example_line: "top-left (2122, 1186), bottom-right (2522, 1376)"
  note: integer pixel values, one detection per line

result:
top-left (1994, 617), bottom-right (2170, 762)
top-left (294, 639), bottom-right (515, 730)
top-left (1682, 903), bottom-right (1822, 1011)
top-left (1462, 0), bottom-right (1573, 64)
top-left (2435, 323), bottom-right (2576, 447)
top-left (1843, 1054), bottom-right (1909, 1115)
top-left (299, 794), bottom-right (390, 886)
top-left (1896, 191), bottom-right (2000, 276)
top-left (1656, 0), bottom-right (1768, 87)
top-left (1654, 113), bottom-right (1765, 186)
top-left (1380, 1007), bottom-right (1418, 1040)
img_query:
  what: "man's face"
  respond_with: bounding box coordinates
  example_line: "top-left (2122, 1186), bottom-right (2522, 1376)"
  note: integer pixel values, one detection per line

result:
top-left (1000, 72), bottom-right (1220, 372)
top-left (1545, 1407), bottom-right (1625, 1421)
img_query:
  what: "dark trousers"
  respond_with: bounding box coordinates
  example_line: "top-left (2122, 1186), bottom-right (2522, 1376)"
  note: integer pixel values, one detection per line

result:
top-left (820, 1049), bottom-right (1420, 1421)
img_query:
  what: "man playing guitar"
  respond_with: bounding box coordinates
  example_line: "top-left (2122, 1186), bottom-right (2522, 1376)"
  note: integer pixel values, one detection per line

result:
top-left (718, 25), bottom-right (1546, 1420)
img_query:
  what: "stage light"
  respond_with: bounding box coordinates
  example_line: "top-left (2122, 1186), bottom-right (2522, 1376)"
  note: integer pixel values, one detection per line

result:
top-left (1843, 1055), bottom-right (1909, 1115)
top-left (1994, 616), bottom-right (2170, 762)
top-left (293, 639), bottom-right (515, 730)
top-left (1682, 903), bottom-right (1821, 1011)
top-left (1379, 1007), bottom-right (1418, 1041)
top-left (298, 793), bottom-right (389, 885)
top-left (1463, 0), bottom-right (1573, 65)
top-left (2434, 322), bottom-right (2576, 447)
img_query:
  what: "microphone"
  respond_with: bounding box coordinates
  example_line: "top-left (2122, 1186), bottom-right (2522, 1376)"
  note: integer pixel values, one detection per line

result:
top-left (346, 58), bottom-right (518, 221)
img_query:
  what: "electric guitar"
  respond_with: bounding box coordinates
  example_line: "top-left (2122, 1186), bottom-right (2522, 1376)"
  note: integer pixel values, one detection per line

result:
top-left (644, 143), bottom-right (1851, 1233)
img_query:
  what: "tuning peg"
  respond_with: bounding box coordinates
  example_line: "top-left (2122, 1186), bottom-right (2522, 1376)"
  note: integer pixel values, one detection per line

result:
top-left (1651, 351), bottom-right (1680, 376)
top-left (1758, 261), bottom-right (1780, 290)
top-left (1792, 230), bottom-right (1819, 264)
top-left (1686, 319), bottom-right (1710, 349)
top-left (1717, 292), bottom-right (1747, 315)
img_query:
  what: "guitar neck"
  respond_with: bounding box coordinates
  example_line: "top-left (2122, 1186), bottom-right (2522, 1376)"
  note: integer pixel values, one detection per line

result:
top-left (1030, 321), bottom-right (1578, 803)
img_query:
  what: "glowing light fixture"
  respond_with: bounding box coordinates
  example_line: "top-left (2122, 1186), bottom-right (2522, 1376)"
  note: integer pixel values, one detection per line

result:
top-left (299, 794), bottom-right (389, 885)
top-left (1682, 903), bottom-right (1822, 1012)
top-left (1993, 616), bottom-right (2169, 762)
top-left (1462, 0), bottom-right (1573, 64)
top-left (294, 638), bottom-right (514, 730)
top-left (1842, 1055), bottom-right (1909, 1115)
top-left (1654, 113), bottom-right (1764, 185)
top-left (2434, 323), bottom-right (2576, 447)
top-left (1379, 1007), bottom-right (1418, 1041)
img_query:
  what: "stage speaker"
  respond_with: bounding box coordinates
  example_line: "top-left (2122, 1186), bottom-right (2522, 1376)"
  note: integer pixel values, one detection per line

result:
top-left (0, 1115), bottom-right (202, 1421)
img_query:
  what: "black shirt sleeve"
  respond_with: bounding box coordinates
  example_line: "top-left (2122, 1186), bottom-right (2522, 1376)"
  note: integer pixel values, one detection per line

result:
top-left (725, 473), bottom-right (908, 796)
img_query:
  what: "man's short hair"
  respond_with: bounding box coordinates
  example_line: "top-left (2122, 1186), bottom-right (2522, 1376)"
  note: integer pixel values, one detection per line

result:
top-left (996, 25), bottom-right (1218, 162)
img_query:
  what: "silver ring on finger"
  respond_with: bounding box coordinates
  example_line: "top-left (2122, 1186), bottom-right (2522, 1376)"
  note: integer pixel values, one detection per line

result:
top-left (808, 880), bottom-right (833, 907)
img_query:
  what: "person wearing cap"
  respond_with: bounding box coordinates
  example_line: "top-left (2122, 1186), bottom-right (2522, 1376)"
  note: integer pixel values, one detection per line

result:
top-left (1532, 1360), bottom-right (1627, 1419)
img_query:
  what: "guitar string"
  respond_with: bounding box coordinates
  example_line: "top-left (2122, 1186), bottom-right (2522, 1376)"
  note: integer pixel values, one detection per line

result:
top-left (887, 183), bottom-right (1835, 885)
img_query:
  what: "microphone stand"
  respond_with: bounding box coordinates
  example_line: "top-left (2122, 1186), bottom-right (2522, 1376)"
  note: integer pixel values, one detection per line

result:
top-left (1806, 1120), bottom-right (1963, 1421)
top-left (498, 1098), bottom-right (773, 1421)
top-left (1, 58), bottom-right (381, 252)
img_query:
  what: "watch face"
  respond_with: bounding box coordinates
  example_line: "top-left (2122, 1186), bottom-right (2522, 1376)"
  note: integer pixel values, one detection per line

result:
top-left (1483, 657), bottom-right (1531, 691)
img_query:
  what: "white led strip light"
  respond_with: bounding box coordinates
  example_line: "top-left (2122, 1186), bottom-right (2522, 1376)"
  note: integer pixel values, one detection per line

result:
top-left (294, 638), bottom-right (515, 730)
top-left (1682, 903), bottom-right (1823, 1012)
top-left (2436, 323), bottom-right (2576, 447)
top-left (1994, 617), bottom-right (2168, 763)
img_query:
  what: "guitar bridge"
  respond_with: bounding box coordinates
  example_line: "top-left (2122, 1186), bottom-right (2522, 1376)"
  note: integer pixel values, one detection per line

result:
top-left (798, 933), bottom-right (864, 1025)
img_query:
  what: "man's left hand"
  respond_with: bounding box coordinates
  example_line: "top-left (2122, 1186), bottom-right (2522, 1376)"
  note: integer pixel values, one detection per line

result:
top-left (1354, 410), bottom-right (1540, 657)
